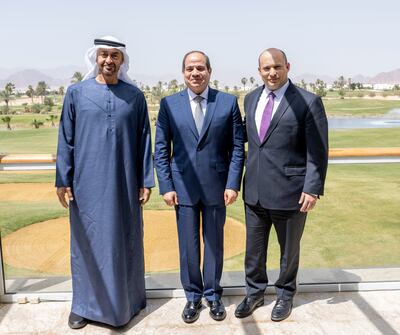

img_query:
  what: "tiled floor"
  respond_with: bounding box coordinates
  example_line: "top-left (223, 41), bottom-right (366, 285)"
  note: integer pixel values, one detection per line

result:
top-left (1, 291), bottom-right (400, 334)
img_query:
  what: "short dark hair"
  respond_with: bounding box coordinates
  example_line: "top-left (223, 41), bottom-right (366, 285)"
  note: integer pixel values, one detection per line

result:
top-left (182, 50), bottom-right (211, 72)
top-left (258, 48), bottom-right (288, 66)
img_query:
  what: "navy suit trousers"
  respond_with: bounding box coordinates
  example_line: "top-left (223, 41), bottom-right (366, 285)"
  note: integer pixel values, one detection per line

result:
top-left (175, 202), bottom-right (226, 302)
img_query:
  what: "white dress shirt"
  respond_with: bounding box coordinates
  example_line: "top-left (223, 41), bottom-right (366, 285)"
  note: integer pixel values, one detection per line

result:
top-left (188, 86), bottom-right (208, 119)
top-left (255, 80), bottom-right (290, 134)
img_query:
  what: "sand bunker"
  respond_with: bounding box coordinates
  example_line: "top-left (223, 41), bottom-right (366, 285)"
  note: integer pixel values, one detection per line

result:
top-left (0, 183), bottom-right (56, 202)
top-left (2, 211), bottom-right (245, 275)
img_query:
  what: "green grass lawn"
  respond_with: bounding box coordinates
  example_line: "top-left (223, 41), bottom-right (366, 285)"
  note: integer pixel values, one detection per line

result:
top-left (329, 128), bottom-right (400, 147)
top-left (323, 99), bottom-right (400, 117)
top-left (225, 163), bottom-right (400, 270)
top-left (1, 97), bottom-right (400, 154)
top-left (0, 128), bottom-right (58, 154)
top-left (2, 127), bottom-right (398, 154)
top-left (301, 164), bottom-right (400, 268)
top-left (0, 171), bottom-right (56, 183)
top-left (2, 114), bottom-right (59, 130)
top-left (1, 164), bottom-right (399, 275)
top-left (0, 201), bottom-right (66, 237)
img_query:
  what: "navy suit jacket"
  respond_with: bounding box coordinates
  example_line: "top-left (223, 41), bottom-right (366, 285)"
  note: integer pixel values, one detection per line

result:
top-left (155, 88), bottom-right (245, 206)
top-left (243, 82), bottom-right (329, 210)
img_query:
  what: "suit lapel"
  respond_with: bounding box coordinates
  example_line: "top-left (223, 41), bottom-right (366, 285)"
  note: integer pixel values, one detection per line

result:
top-left (261, 83), bottom-right (296, 145)
top-left (198, 88), bottom-right (217, 142)
top-left (179, 89), bottom-right (199, 140)
top-left (249, 86), bottom-right (263, 144)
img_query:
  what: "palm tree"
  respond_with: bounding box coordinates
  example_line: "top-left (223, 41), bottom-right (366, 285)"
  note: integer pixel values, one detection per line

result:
top-left (26, 85), bottom-right (35, 103)
top-left (151, 85), bottom-right (162, 103)
top-left (58, 86), bottom-right (65, 99)
top-left (5, 82), bottom-right (15, 99)
top-left (168, 79), bottom-right (179, 93)
top-left (1, 116), bottom-right (12, 130)
top-left (213, 80), bottom-right (219, 90)
top-left (249, 77), bottom-right (255, 88)
top-left (315, 79), bottom-right (327, 97)
top-left (241, 77), bottom-right (248, 91)
top-left (35, 81), bottom-right (48, 103)
top-left (46, 115), bottom-right (58, 127)
top-left (0, 82), bottom-right (16, 111)
top-left (71, 72), bottom-right (84, 83)
top-left (31, 118), bottom-right (44, 129)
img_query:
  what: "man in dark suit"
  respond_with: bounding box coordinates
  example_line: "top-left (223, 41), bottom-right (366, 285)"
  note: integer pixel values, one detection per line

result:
top-left (234, 48), bottom-right (328, 321)
top-left (154, 51), bottom-right (244, 323)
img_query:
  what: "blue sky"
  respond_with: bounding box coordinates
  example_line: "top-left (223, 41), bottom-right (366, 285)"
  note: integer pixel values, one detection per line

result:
top-left (1, 0), bottom-right (399, 84)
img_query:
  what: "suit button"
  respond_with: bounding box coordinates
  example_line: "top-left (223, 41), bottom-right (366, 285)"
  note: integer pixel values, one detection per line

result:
top-left (259, 147), bottom-right (262, 151)
top-left (197, 148), bottom-right (201, 151)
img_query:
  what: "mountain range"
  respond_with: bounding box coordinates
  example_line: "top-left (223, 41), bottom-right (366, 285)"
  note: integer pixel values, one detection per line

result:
top-left (1, 67), bottom-right (399, 89)
top-left (291, 69), bottom-right (400, 85)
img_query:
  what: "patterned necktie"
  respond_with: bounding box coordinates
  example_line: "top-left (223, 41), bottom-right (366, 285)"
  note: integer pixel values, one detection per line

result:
top-left (193, 95), bottom-right (205, 134)
top-left (259, 91), bottom-right (275, 141)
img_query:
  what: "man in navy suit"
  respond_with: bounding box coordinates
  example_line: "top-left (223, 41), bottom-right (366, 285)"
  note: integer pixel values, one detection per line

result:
top-left (234, 48), bottom-right (328, 321)
top-left (155, 51), bottom-right (244, 323)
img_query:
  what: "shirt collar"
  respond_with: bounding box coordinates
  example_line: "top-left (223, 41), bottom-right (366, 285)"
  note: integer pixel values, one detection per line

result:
top-left (187, 86), bottom-right (209, 101)
top-left (264, 79), bottom-right (290, 100)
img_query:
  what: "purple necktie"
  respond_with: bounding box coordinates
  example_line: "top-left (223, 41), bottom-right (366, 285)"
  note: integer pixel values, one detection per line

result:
top-left (259, 91), bottom-right (275, 141)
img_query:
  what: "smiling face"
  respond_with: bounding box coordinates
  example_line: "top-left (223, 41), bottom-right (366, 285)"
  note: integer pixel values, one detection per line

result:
top-left (258, 49), bottom-right (290, 91)
top-left (183, 52), bottom-right (211, 94)
top-left (96, 48), bottom-right (124, 83)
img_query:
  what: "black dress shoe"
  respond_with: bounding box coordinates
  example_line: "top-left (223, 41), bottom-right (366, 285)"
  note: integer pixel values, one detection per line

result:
top-left (271, 299), bottom-right (293, 322)
top-left (182, 300), bottom-right (202, 323)
top-left (207, 299), bottom-right (226, 321)
top-left (234, 296), bottom-right (264, 318)
top-left (68, 312), bottom-right (88, 329)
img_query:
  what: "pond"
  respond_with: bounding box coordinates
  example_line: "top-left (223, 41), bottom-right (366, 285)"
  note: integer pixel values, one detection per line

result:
top-left (328, 118), bottom-right (400, 129)
top-left (329, 108), bottom-right (400, 129)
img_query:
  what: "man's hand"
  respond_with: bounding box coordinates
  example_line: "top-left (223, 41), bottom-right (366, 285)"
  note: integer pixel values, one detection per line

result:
top-left (139, 188), bottom-right (151, 205)
top-left (224, 189), bottom-right (238, 206)
top-left (163, 191), bottom-right (178, 206)
top-left (56, 187), bottom-right (74, 208)
top-left (298, 192), bottom-right (317, 212)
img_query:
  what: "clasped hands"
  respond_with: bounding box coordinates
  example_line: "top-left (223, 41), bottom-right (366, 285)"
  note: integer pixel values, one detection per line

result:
top-left (56, 187), bottom-right (151, 208)
top-left (163, 189), bottom-right (238, 207)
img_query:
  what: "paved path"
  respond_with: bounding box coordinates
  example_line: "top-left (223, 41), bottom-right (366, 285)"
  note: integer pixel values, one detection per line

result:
top-left (1, 291), bottom-right (399, 334)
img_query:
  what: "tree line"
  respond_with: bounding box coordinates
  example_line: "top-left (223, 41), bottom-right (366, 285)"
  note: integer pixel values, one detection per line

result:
top-left (2, 71), bottom-right (400, 130)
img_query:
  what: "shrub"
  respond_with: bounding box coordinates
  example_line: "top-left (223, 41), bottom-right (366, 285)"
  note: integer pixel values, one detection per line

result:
top-left (44, 97), bottom-right (54, 107)
top-left (31, 104), bottom-right (42, 114)
top-left (31, 119), bottom-right (44, 129)
top-left (0, 106), bottom-right (10, 115)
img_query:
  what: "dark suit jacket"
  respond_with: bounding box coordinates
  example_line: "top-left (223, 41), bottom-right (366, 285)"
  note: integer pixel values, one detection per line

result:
top-left (243, 81), bottom-right (328, 210)
top-left (155, 88), bottom-right (245, 206)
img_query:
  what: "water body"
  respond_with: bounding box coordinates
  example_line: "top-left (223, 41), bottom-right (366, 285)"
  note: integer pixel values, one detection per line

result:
top-left (329, 108), bottom-right (400, 129)
top-left (388, 108), bottom-right (400, 115)
top-left (329, 118), bottom-right (400, 129)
